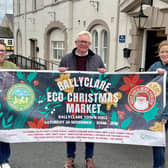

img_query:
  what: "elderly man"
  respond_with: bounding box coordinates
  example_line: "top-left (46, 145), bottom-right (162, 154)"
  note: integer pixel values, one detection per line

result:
top-left (0, 42), bottom-right (16, 168)
top-left (59, 31), bottom-right (106, 168)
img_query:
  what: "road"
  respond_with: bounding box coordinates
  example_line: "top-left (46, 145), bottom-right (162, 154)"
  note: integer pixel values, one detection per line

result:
top-left (10, 139), bottom-right (168, 168)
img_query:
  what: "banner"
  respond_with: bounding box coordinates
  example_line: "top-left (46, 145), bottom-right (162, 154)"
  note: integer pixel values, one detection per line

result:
top-left (0, 70), bottom-right (166, 146)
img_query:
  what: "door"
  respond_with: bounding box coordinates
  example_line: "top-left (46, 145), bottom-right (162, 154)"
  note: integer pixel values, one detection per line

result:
top-left (30, 39), bottom-right (37, 68)
top-left (145, 30), bottom-right (166, 70)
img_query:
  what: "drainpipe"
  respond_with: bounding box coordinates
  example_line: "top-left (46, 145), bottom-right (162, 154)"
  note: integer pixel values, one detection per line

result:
top-left (68, 0), bottom-right (73, 51)
top-left (24, 0), bottom-right (27, 57)
top-left (140, 30), bottom-right (147, 71)
top-left (114, 0), bottom-right (120, 71)
top-left (13, 0), bottom-right (16, 54)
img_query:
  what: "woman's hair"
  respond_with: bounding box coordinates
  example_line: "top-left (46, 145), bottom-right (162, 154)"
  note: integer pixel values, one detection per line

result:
top-left (158, 40), bottom-right (168, 52)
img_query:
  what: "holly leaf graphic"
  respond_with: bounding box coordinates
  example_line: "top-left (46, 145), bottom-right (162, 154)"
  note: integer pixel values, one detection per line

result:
top-left (121, 117), bottom-right (131, 129)
top-left (2, 118), bottom-right (13, 128)
top-left (0, 112), bottom-right (3, 118)
top-left (99, 111), bottom-right (105, 115)
top-left (143, 103), bottom-right (159, 122)
top-left (27, 72), bottom-right (37, 82)
top-left (16, 72), bottom-right (25, 80)
top-left (7, 115), bottom-right (13, 123)
top-left (110, 111), bottom-right (118, 126)
top-left (111, 111), bottom-right (117, 122)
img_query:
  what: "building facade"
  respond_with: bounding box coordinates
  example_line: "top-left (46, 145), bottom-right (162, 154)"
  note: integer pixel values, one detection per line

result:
top-left (0, 14), bottom-right (14, 55)
top-left (13, 0), bottom-right (168, 71)
top-left (121, 0), bottom-right (168, 71)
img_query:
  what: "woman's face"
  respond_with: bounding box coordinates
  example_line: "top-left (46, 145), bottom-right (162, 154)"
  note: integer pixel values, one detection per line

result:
top-left (159, 45), bottom-right (168, 65)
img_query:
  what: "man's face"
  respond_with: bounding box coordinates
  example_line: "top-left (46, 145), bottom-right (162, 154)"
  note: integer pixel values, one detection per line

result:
top-left (0, 44), bottom-right (6, 64)
top-left (75, 34), bottom-right (91, 55)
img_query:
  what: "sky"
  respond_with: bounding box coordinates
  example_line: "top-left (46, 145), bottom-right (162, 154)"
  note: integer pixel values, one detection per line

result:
top-left (0, 0), bottom-right (13, 23)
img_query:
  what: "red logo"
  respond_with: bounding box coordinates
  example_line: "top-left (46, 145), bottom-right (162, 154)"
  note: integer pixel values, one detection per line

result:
top-left (128, 85), bottom-right (156, 112)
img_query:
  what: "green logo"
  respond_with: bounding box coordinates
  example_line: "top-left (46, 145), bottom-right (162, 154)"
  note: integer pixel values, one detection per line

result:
top-left (7, 84), bottom-right (35, 111)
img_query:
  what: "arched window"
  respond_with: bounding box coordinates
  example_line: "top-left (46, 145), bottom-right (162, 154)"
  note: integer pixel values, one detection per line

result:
top-left (92, 30), bottom-right (98, 54)
top-left (90, 24), bottom-right (109, 67)
top-left (101, 30), bottom-right (107, 64)
top-left (49, 29), bottom-right (64, 61)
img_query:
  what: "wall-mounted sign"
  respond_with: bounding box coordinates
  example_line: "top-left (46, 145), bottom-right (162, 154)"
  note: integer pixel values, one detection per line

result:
top-left (119, 35), bottom-right (126, 43)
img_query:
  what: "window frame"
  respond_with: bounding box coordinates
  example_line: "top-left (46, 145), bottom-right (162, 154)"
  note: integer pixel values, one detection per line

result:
top-left (8, 39), bottom-right (13, 46)
top-left (50, 41), bottom-right (64, 61)
top-left (101, 30), bottom-right (108, 64)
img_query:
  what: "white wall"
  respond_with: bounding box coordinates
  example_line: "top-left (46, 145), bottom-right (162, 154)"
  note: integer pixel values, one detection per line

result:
top-left (153, 0), bottom-right (168, 8)
top-left (116, 12), bottom-right (132, 70)
top-left (13, 0), bottom-right (131, 71)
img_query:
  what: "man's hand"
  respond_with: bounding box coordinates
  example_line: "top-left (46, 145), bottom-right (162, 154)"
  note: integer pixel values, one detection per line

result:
top-left (97, 68), bottom-right (107, 73)
top-left (156, 68), bottom-right (166, 74)
top-left (57, 67), bottom-right (69, 72)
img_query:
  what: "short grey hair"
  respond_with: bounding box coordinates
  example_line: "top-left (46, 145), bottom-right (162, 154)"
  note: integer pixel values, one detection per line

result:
top-left (76, 31), bottom-right (92, 42)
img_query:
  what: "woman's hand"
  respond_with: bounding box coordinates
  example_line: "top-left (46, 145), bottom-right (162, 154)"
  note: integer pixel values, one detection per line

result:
top-left (57, 67), bottom-right (69, 72)
top-left (156, 68), bottom-right (166, 74)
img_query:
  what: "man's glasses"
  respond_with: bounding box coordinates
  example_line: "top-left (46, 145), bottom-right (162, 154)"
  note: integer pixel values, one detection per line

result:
top-left (77, 40), bottom-right (91, 45)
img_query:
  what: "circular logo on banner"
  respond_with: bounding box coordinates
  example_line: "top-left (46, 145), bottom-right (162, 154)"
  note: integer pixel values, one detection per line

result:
top-left (128, 85), bottom-right (156, 112)
top-left (7, 84), bottom-right (35, 111)
top-left (146, 82), bottom-right (162, 96)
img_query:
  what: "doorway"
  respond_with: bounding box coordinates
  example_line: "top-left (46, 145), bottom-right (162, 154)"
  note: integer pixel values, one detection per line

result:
top-left (145, 30), bottom-right (166, 70)
top-left (30, 39), bottom-right (37, 59)
top-left (30, 39), bottom-right (38, 69)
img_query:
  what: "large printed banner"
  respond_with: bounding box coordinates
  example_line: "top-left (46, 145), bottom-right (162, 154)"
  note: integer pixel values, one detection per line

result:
top-left (0, 70), bottom-right (166, 146)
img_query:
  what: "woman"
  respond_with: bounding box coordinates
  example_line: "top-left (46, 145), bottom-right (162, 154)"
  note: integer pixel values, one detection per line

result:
top-left (148, 40), bottom-right (168, 168)
top-left (0, 42), bottom-right (17, 168)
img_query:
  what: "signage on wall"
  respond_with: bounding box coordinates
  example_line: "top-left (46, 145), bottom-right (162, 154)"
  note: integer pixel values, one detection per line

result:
top-left (119, 35), bottom-right (126, 43)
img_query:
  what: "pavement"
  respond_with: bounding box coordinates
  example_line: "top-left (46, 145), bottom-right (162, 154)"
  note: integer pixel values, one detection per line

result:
top-left (10, 140), bottom-right (168, 168)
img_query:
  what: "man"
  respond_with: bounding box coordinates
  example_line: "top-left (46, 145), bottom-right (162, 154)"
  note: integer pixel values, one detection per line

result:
top-left (0, 42), bottom-right (16, 168)
top-left (59, 31), bottom-right (106, 168)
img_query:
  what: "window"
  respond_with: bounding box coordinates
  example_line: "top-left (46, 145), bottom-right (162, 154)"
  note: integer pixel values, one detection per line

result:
top-left (49, 29), bottom-right (65, 62)
top-left (8, 40), bottom-right (13, 46)
top-left (33, 0), bottom-right (37, 10)
top-left (0, 39), bottom-right (4, 43)
top-left (51, 41), bottom-right (64, 60)
top-left (90, 25), bottom-right (108, 66)
top-left (92, 30), bottom-right (98, 54)
top-left (101, 30), bottom-right (107, 64)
